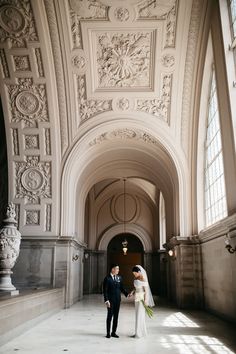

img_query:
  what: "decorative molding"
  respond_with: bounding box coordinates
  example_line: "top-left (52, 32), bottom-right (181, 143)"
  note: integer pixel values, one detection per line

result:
top-left (0, 0), bottom-right (38, 48)
top-left (13, 55), bottom-right (31, 71)
top-left (15, 156), bottom-right (51, 204)
top-left (136, 74), bottom-right (172, 122)
top-left (77, 75), bottom-right (112, 122)
top-left (44, 0), bottom-right (69, 154)
top-left (89, 128), bottom-right (161, 147)
top-left (45, 128), bottom-right (51, 155)
top-left (165, 2), bottom-right (178, 48)
top-left (34, 48), bottom-right (44, 77)
top-left (25, 210), bottom-right (40, 225)
top-left (116, 98), bottom-right (129, 111)
top-left (45, 204), bottom-right (51, 231)
top-left (12, 128), bottom-right (19, 155)
top-left (72, 54), bottom-right (86, 72)
top-left (0, 48), bottom-right (10, 78)
top-left (24, 134), bottom-right (39, 150)
top-left (7, 78), bottom-right (49, 127)
top-left (96, 31), bottom-right (152, 89)
top-left (181, 0), bottom-right (202, 155)
top-left (114, 7), bottom-right (130, 22)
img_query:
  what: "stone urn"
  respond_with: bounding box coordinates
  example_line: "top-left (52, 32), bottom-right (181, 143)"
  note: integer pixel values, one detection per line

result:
top-left (0, 203), bottom-right (21, 291)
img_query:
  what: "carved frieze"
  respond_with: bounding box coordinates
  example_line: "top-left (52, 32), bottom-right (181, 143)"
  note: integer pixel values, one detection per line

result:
top-left (25, 210), bottom-right (40, 225)
top-left (136, 74), bottom-right (172, 122)
top-left (89, 128), bottom-right (161, 147)
top-left (13, 55), bottom-right (31, 71)
top-left (7, 78), bottom-right (49, 127)
top-left (0, 48), bottom-right (9, 78)
top-left (96, 31), bottom-right (153, 89)
top-left (24, 134), bottom-right (39, 150)
top-left (77, 75), bottom-right (112, 122)
top-left (15, 156), bottom-right (51, 204)
top-left (0, 0), bottom-right (38, 48)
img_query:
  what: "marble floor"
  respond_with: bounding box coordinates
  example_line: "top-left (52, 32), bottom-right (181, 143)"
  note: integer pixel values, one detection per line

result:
top-left (0, 294), bottom-right (236, 354)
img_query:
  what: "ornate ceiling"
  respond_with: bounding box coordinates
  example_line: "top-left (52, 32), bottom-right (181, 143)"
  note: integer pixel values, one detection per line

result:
top-left (0, 0), bottom-right (208, 237)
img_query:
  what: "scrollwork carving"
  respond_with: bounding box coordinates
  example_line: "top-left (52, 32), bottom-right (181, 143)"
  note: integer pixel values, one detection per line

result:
top-left (77, 75), bottom-right (112, 122)
top-left (15, 156), bottom-right (51, 204)
top-left (13, 55), bottom-right (30, 71)
top-left (7, 78), bottom-right (49, 127)
top-left (136, 74), bottom-right (172, 122)
top-left (0, 0), bottom-right (38, 48)
top-left (97, 32), bottom-right (152, 88)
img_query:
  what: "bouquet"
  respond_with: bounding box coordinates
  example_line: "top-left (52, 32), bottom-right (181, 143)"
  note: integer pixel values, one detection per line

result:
top-left (141, 300), bottom-right (154, 318)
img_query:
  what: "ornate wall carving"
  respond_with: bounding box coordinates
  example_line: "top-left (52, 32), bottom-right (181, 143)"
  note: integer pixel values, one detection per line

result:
top-left (24, 134), bottom-right (39, 150)
top-left (25, 210), bottom-right (40, 225)
top-left (7, 78), bottom-right (49, 127)
top-left (15, 156), bottom-right (51, 204)
top-left (13, 55), bottom-right (31, 72)
top-left (77, 75), bottom-right (112, 121)
top-left (0, 0), bottom-right (38, 47)
top-left (114, 7), bottom-right (130, 22)
top-left (0, 48), bottom-right (9, 78)
top-left (34, 48), bottom-right (44, 77)
top-left (12, 128), bottom-right (19, 155)
top-left (136, 74), bottom-right (172, 122)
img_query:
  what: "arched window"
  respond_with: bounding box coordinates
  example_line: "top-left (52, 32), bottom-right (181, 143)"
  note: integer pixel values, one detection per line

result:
top-left (159, 192), bottom-right (166, 249)
top-left (204, 70), bottom-right (227, 227)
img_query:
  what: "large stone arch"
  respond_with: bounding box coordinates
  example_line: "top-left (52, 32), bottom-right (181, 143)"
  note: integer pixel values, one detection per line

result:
top-left (98, 224), bottom-right (152, 252)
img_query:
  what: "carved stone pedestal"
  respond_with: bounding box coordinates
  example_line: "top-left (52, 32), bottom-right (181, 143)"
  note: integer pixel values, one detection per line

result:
top-left (0, 203), bottom-right (21, 292)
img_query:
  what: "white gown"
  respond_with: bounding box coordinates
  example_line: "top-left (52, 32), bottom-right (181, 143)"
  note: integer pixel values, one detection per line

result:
top-left (134, 279), bottom-right (148, 338)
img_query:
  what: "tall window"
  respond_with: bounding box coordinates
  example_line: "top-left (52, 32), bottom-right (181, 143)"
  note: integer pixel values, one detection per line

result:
top-left (204, 70), bottom-right (227, 227)
top-left (159, 192), bottom-right (166, 249)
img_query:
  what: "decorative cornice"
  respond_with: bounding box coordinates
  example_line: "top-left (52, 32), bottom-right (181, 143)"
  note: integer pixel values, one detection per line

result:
top-left (181, 0), bottom-right (203, 156)
top-left (44, 0), bottom-right (69, 155)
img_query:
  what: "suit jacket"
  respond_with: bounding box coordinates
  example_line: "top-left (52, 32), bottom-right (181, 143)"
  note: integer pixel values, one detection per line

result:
top-left (103, 274), bottom-right (128, 303)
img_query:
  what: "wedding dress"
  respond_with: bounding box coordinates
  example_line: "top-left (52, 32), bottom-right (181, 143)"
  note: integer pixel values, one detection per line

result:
top-left (133, 265), bottom-right (154, 338)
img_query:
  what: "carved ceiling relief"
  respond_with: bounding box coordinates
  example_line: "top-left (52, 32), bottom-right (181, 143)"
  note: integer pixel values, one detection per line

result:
top-left (67, 0), bottom-right (177, 126)
top-left (0, 0), bottom-right (54, 232)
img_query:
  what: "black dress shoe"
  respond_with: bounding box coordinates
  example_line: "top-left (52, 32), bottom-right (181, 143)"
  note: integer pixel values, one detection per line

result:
top-left (111, 333), bottom-right (119, 338)
top-left (106, 334), bottom-right (111, 338)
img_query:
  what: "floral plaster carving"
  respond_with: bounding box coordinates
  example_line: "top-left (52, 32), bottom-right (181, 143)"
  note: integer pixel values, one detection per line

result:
top-left (13, 55), bottom-right (31, 71)
top-left (89, 128), bottom-right (161, 147)
top-left (116, 98), bottom-right (129, 111)
top-left (0, 48), bottom-right (9, 78)
top-left (72, 55), bottom-right (86, 71)
top-left (161, 54), bottom-right (175, 68)
top-left (25, 210), bottom-right (40, 225)
top-left (24, 134), bottom-right (39, 150)
top-left (0, 0), bottom-right (38, 47)
top-left (35, 48), bottom-right (44, 77)
top-left (114, 7), bottom-right (129, 22)
top-left (15, 156), bottom-right (51, 204)
top-left (7, 78), bottom-right (49, 127)
top-left (136, 74), bottom-right (172, 122)
top-left (77, 75), bottom-right (112, 122)
top-left (97, 31), bottom-right (152, 88)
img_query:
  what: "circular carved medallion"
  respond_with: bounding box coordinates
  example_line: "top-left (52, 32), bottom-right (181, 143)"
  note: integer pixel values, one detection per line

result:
top-left (114, 7), bottom-right (129, 22)
top-left (112, 193), bottom-right (138, 223)
top-left (0, 6), bottom-right (25, 34)
top-left (21, 168), bottom-right (45, 192)
top-left (16, 91), bottom-right (40, 115)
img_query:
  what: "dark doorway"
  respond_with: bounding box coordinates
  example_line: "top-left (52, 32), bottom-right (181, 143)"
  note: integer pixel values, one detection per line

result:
top-left (107, 234), bottom-right (144, 291)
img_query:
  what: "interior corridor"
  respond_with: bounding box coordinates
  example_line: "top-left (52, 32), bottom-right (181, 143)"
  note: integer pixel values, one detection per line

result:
top-left (1, 295), bottom-right (236, 354)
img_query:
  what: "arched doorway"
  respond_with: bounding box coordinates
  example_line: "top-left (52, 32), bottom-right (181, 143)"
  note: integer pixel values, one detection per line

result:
top-left (107, 234), bottom-right (144, 291)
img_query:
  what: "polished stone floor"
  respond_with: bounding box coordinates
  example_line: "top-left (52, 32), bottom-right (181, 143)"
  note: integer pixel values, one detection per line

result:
top-left (1, 294), bottom-right (236, 354)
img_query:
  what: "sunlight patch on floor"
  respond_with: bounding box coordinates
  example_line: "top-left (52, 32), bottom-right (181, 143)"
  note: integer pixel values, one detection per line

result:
top-left (162, 312), bottom-right (200, 328)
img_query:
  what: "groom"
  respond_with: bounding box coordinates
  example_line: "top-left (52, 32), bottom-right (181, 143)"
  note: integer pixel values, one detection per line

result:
top-left (103, 264), bottom-right (128, 338)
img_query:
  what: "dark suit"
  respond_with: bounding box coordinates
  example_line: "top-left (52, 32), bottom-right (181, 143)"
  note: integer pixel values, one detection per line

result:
top-left (103, 274), bottom-right (128, 335)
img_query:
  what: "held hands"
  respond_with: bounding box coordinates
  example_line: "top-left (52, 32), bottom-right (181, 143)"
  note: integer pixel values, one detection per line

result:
top-left (105, 301), bottom-right (111, 308)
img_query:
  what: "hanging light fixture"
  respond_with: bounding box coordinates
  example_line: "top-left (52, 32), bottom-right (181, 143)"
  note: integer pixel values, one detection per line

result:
top-left (122, 178), bottom-right (128, 255)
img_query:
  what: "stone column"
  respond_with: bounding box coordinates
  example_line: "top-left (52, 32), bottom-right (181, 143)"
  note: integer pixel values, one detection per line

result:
top-left (0, 203), bottom-right (21, 292)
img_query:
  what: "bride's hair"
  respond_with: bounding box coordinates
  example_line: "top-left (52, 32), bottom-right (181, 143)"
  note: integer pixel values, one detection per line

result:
top-left (132, 266), bottom-right (141, 272)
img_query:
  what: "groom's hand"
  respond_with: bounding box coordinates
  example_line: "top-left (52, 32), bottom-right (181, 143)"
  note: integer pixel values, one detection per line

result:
top-left (105, 301), bottom-right (111, 308)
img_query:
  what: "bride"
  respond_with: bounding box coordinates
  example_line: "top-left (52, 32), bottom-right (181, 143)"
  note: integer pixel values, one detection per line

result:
top-left (130, 265), bottom-right (155, 338)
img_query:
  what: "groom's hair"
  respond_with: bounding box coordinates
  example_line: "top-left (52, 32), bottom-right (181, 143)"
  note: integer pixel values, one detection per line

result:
top-left (110, 263), bottom-right (119, 272)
